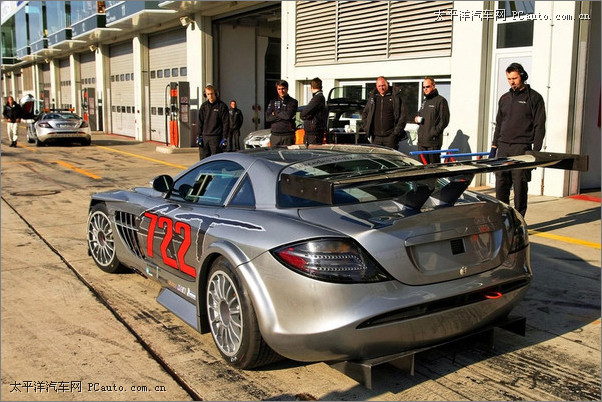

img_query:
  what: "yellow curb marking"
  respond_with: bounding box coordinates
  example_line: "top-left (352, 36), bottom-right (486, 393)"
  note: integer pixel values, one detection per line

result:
top-left (528, 229), bottom-right (601, 250)
top-left (94, 144), bottom-right (188, 170)
top-left (16, 143), bottom-right (38, 151)
top-left (55, 160), bottom-right (101, 180)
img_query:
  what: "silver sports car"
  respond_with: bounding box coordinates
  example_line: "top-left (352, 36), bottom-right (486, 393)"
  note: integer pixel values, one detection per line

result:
top-left (32, 110), bottom-right (92, 146)
top-left (86, 145), bottom-right (586, 369)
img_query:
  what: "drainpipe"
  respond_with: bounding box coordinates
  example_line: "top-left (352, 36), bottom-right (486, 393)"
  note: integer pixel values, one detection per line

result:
top-left (541, 3), bottom-right (555, 195)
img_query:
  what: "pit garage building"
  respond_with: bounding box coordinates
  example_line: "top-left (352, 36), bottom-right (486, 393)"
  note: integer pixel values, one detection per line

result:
top-left (1, 0), bottom-right (599, 197)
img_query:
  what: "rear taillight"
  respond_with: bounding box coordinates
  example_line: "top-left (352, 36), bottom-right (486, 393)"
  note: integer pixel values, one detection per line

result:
top-left (272, 239), bottom-right (391, 283)
top-left (505, 208), bottom-right (529, 253)
top-left (38, 122), bottom-right (51, 128)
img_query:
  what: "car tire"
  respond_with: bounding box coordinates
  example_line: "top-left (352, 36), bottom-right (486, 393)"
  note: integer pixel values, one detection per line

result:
top-left (87, 203), bottom-right (124, 273)
top-left (206, 257), bottom-right (280, 369)
top-left (35, 137), bottom-right (45, 147)
top-left (81, 138), bottom-right (91, 146)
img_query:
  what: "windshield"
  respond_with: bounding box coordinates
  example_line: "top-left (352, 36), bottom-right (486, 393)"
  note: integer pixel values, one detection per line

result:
top-left (278, 153), bottom-right (441, 207)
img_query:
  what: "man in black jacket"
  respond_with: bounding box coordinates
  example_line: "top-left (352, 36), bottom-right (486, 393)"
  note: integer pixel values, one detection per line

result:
top-left (414, 77), bottom-right (450, 164)
top-left (361, 76), bottom-right (407, 149)
top-left (198, 85), bottom-right (229, 160)
top-left (227, 100), bottom-right (243, 151)
top-left (3, 96), bottom-right (23, 147)
top-left (300, 77), bottom-right (327, 145)
top-left (266, 80), bottom-right (298, 148)
top-left (491, 63), bottom-right (546, 217)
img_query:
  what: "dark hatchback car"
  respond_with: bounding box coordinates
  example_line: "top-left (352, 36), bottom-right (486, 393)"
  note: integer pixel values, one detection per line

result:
top-left (325, 86), bottom-right (369, 145)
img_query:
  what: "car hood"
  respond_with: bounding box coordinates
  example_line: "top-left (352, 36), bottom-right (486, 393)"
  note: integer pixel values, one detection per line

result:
top-left (245, 129), bottom-right (271, 140)
top-left (298, 199), bottom-right (510, 286)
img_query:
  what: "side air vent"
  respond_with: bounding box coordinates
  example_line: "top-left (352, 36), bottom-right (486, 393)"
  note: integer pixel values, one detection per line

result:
top-left (114, 211), bottom-right (144, 259)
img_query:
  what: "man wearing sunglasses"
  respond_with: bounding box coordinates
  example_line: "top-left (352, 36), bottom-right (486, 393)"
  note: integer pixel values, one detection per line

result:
top-left (414, 77), bottom-right (450, 164)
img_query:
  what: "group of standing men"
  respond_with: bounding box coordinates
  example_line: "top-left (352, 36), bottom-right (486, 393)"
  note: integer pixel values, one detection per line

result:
top-left (361, 75), bottom-right (451, 164)
top-left (196, 75), bottom-right (451, 159)
top-left (195, 62), bottom-right (544, 216)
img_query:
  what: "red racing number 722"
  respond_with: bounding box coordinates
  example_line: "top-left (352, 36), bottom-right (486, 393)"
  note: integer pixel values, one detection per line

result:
top-left (144, 212), bottom-right (197, 278)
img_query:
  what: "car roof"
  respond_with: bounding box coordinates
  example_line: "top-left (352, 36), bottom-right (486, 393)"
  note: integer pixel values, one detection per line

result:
top-left (327, 86), bottom-right (367, 105)
top-left (242, 144), bottom-right (400, 163)
top-left (42, 111), bottom-right (80, 118)
top-left (182, 144), bottom-right (402, 182)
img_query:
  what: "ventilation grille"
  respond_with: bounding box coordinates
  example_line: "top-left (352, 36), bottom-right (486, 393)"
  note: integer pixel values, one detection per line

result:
top-left (295, 0), bottom-right (453, 65)
top-left (115, 211), bottom-right (144, 259)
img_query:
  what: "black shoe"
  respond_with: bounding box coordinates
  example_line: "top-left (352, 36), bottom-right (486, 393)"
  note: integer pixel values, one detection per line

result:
top-left (9, 141), bottom-right (15, 147)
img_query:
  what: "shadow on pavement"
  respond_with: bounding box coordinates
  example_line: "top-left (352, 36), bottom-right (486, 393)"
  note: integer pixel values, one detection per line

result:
top-left (529, 206), bottom-right (600, 232)
top-left (91, 139), bottom-right (142, 146)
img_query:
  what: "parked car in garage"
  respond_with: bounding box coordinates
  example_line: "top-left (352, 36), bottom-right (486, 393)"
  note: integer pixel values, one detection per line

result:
top-left (244, 108), bottom-right (305, 148)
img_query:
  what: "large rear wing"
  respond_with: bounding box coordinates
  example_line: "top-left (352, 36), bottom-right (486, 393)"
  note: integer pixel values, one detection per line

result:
top-left (280, 151), bottom-right (589, 207)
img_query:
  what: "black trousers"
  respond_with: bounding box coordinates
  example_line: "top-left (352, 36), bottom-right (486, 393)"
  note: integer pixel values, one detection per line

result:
top-left (495, 142), bottom-right (532, 217)
top-left (418, 145), bottom-right (441, 164)
top-left (304, 131), bottom-right (322, 145)
top-left (227, 129), bottom-right (241, 151)
top-left (270, 133), bottom-right (295, 148)
top-left (372, 134), bottom-right (398, 150)
top-left (199, 136), bottom-right (221, 160)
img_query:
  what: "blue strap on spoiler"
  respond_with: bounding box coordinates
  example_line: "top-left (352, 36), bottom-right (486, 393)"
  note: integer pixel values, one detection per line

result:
top-left (280, 151), bottom-right (589, 207)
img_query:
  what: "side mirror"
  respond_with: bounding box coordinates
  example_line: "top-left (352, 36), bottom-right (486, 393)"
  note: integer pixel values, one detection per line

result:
top-left (152, 175), bottom-right (174, 198)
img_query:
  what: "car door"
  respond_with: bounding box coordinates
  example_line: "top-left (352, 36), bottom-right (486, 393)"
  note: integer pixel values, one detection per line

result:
top-left (137, 160), bottom-right (244, 299)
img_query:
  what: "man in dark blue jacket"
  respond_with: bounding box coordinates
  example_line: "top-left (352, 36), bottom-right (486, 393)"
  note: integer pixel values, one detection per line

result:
top-left (414, 77), bottom-right (450, 164)
top-left (227, 100), bottom-right (244, 151)
top-left (198, 85), bottom-right (229, 160)
top-left (300, 77), bottom-right (326, 145)
top-left (266, 80), bottom-right (298, 148)
top-left (491, 63), bottom-right (546, 217)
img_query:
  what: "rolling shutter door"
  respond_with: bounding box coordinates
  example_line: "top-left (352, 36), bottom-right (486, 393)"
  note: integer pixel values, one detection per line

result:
top-left (58, 58), bottom-right (71, 109)
top-left (80, 52), bottom-right (96, 84)
top-left (41, 64), bottom-right (51, 110)
top-left (295, 1), bottom-right (453, 65)
top-left (148, 29), bottom-right (187, 143)
top-left (5, 75), bottom-right (13, 97)
top-left (15, 71), bottom-right (23, 98)
top-left (109, 41), bottom-right (135, 137)
top-left (22, 66), bottom-right (34, 94)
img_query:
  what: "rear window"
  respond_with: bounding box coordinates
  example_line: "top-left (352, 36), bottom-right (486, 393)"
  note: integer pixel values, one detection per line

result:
top-left (278, 153), bottom-right (428, 207)
top-left (45, 113), bottom-right (80, 120)
top-left (58, 113), bottom-right (80, 119)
